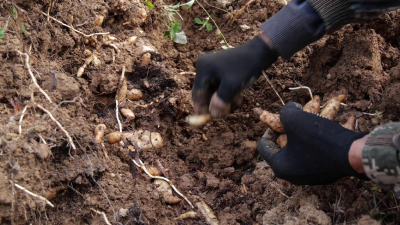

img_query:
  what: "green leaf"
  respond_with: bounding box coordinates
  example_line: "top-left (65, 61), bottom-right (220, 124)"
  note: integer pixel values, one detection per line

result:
top-left (206, 23), bottom-right (212, 31)
top-left (194, 18), bottom-right (203, 25)
top-left (173, 31), bottom-right (187, 44)
top-left (12, 6), bottom-right (17, 19)
top-left (143, 1), bottom-right (154, 9)
top-left (172, 21), bottom-right (182, 34)
top-left (164, 31), bottom-right (170, 39)
top-left (183, 0), bottom-right (195, 9)
top-left (0, 28), bottom-right (5, 39)
top-left (21, 25), bottom-right (27, 35)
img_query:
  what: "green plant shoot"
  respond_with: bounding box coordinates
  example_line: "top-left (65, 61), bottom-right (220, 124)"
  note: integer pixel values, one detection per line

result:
top-left (195, 17), bottom-right (212, 31)
top-left (163, 0), bottom-right (194, 44)
top-left (143, 1), bottom-right (154, 9)
top-left (0, 28), bottom-right (5, 39)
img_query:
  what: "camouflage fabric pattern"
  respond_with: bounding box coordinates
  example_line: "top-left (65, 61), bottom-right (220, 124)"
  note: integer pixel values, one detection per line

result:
top-left (362, 122), bottom-right (400, 198)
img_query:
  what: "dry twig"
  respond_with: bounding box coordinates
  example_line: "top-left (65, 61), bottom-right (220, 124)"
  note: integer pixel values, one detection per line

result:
top-left (229, 0), bottom-right (255, 25)
top-left (90, 208), bottom-right (112, 225)
top-left (16, 51), bottom-right (53, 104)
top-left (10, 181), bottom-right (55, 207)
top-left (40, 11), bottom-right (109, 37)
top-left (262, 71), bottom-right (285, 106)
top-left (131, 158), bottom-right (194, 208)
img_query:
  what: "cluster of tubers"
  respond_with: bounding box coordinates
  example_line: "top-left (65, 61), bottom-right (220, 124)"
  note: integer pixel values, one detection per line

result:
top-left (102, 129), bottom-right (164, 149)
top-left (255, 94), bottom-right (355, 148)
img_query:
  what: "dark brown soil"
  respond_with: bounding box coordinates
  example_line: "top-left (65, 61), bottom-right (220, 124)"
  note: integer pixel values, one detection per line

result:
top-left (1, 0), bottom-right (400, 224)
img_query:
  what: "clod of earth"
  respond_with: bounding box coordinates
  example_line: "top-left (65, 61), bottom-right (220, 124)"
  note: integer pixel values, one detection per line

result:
top-left (94, 124), bottom-right (107, 143)
top-left (185, 114), bottom-right (212, 126)
top-left (320, 94), bottom-right (346, 120)
top-left (154, 179), bottom-right (181, 205)
top-left (116, 78), bottom-right (128, 104)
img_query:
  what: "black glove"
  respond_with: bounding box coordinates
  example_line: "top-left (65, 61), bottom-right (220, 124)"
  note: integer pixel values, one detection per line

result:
top-left (257, 103), bottom-right (369, 185)
top-left (192, 36), bottom-right (278, 117)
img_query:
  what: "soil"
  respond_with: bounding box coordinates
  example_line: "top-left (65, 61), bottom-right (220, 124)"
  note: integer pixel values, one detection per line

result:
top-left (1, 0), bottom-right (400, 224)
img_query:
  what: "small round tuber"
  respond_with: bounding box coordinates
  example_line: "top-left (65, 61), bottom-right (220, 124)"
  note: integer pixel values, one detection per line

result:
top-left (147, 166), bottom-right (163, 176)
top-left (126, 36), bottom-right (137, 45)
top-left (107, 132), bottom-right (123, 144)
top-left (94, 15), bottom-right (105, 26)
top-left (127, 89), bottom-right (143, 101)
top-left (154, 179), bottom-right (181, 205)
top-left (150, 132), bottom-right (164, 149)
top-left (120, 108), bottom-right (135, 120)
top-left (185, 114), bottom-right (212, 126)
top-left (140, 53), bottom-right (151, 67)
top-left (94, 124), bottom-right (107, 144)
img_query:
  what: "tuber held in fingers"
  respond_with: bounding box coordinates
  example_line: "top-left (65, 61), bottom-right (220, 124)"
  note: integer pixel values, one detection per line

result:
top-left (342, 115), bottom-right (356, 131)
top-left (320, 94), bottom-right (346, 120)
top-left (254, 108), bottom-right (284, 133)
top-left (94, 124), bottom-right (106, 144)
top-left (276, 134), bottom-right (288, 148)
top-left (303, 95), bottom-right (321, 114)
top-left (186, 114), bottom-right (212, 126)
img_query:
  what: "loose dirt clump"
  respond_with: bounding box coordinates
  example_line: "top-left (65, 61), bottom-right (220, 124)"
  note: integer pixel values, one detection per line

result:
top-left (1, 0), bottom-right (400, 224)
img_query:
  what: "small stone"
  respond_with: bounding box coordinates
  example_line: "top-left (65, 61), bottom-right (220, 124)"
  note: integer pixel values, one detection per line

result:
top-left (240, 24), bottom-right (251, 31)
top-left (119, 208), bottom-right (129, 217)
top-left (326, 74), bottom-right (332, 80)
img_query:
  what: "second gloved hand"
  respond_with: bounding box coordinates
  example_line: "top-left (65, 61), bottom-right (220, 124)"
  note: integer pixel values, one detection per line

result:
top-left (192, 35), bottom-right (278, 118)
top-left (257, 103), bottom-right (369, 185)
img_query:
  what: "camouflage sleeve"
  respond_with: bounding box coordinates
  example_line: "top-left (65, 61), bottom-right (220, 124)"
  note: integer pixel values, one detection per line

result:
top-left (362, 122), bottom-right (400, 198)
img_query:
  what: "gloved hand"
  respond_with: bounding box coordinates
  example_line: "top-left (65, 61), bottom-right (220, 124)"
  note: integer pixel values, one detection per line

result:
top-left (257, 102), bottom-right (369, 185)
top-left (192, 35), bottom-right (278, 118)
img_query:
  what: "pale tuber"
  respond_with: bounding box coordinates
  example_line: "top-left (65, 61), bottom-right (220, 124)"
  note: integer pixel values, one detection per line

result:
top-left (140, 53), bottom-right (151, 67)
top-left (147, 166), bottom-right (163, 176)
top-left (107, 131), bottom-right (123, 144)
top-left (150, 132), bottom-right (164, 149)
top-left (154, 179), bottom-right (181, 205)
top-left (254, 108), bottom-right (284, 133)
top-left (120, 108), bottom-right (135, 120)
top-left (127, 89), bottom-right (143, 101)
top-left (194, 196), bottom-right (219, 225)
top-left (175, 211), bottom-right (197, 220)
top-left (320, 94), bottom-right (346, 120)
top-left (303, 95), bottom-right (321, 114)
top-left (94, 124), bottom-right (107, 144)
top-left (185, 114), bottom-right (212, 126)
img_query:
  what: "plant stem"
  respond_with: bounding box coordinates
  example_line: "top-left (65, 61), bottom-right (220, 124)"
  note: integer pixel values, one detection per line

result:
top-left (195, 0), bottom-right (229, 46)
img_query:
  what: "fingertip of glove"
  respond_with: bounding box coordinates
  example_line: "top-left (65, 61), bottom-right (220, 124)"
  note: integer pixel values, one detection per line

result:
top-left (257, 134), bottom-right (280, 162)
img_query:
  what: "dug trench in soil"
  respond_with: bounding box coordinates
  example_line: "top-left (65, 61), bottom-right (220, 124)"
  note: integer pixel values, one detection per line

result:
top-left (0, 0), bottom-right (400, 224)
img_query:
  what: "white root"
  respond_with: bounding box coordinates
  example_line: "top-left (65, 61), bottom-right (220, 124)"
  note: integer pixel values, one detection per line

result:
top-left (16, 51), bottom-right (53, 103)
top-left (41, 12), bottom-right (110, 37)
top-left (35, 103), bottom-right (77, 150)
top-left (90, 208), bottom-right (112, 225)
top-left (10, 181), bottom-right (54, 208)
top-left (186, 114), bottom-right (212, 126)
top-left (131, 158), bottom-right (194, 208)
top-left (289, 85), bottom-right (314, 99)
top-left (194, 195), bottom-right (219, 225)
